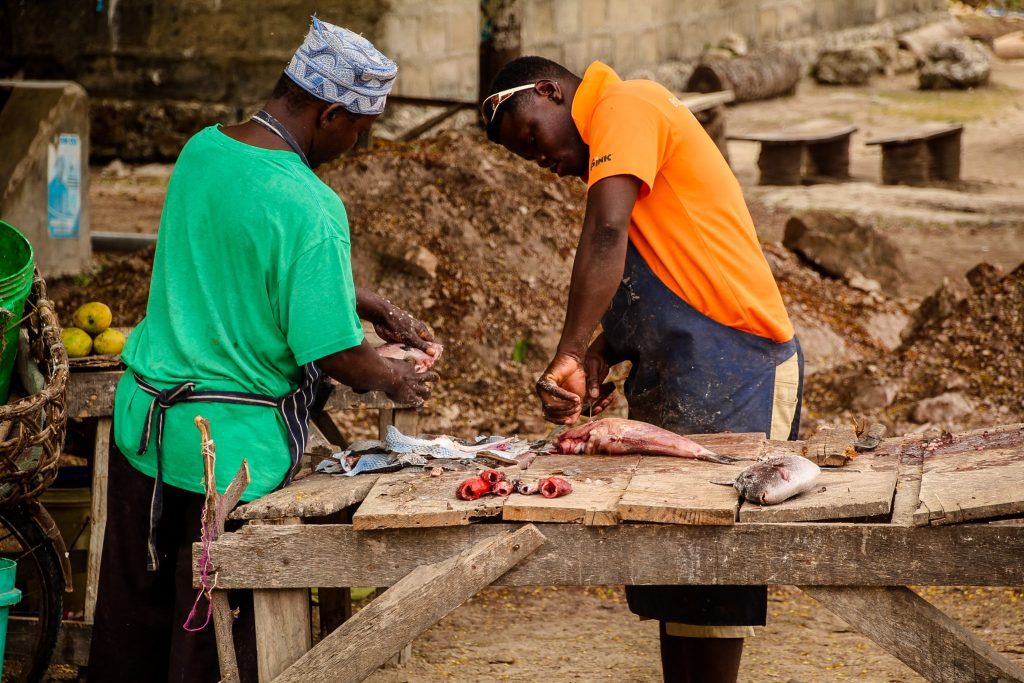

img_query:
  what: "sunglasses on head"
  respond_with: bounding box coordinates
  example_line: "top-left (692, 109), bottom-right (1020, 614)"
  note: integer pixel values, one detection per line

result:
top-left (480, 83), bottom-right (538, 123)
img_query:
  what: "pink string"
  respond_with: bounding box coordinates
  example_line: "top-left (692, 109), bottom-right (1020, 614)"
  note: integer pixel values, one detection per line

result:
top-left (182, 495), bottom-right (224, 632)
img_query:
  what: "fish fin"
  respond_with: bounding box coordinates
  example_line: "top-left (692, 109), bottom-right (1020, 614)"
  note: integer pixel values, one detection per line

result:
top-left (708, 479), bottom-right (736, 486)
top-left (702, 452), bottom-right (738, 464)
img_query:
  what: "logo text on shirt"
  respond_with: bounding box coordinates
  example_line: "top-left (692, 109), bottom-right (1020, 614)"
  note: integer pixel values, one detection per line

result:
top-left (591, 154), bottom-right (612, 169)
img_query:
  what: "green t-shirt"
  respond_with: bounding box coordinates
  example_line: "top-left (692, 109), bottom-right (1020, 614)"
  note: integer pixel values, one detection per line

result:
top-left (114, 126), bottom-right (363, 501)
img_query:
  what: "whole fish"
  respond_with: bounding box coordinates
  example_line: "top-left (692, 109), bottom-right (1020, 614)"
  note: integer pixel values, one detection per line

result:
top-left (555, 418), bottom-right (735, 464)
top-left (385, 425), bottom-right (511, 460)
top-left (375, 342), bottom-right (444, 373)
top-left (731, 455), bottom-right (821, 505)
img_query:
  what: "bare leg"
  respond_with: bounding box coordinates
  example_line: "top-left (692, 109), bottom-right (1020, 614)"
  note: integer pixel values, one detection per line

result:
top-left (659, 622), bottom-right (744, 683)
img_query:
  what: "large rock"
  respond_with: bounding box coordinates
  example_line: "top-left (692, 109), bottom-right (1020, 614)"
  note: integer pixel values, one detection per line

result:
top-left (911, 392), bottom-right (974, 424)
top-left (814, 46), bottom-right (882, 85)
top-left (864, 312), bottom-right (910, 352)
top-left (994, 30), bottom-right (1024, 60)
top-left (791, 318), bottom-right (851, 375)
top-left (919, 38), bottom-right (992, 90)
top-left (783, 212), bottom-right (908, 295)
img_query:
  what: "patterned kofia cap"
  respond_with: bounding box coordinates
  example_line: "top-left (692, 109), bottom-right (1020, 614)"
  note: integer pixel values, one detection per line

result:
top-left (284, 17), bottom-right (397, 115)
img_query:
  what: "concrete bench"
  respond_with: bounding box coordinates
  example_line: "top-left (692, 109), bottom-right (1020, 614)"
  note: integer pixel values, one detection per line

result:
top-left (729, 119), bottom-right (858, 185)
top-left (865, 122), bottom-right (964, 186)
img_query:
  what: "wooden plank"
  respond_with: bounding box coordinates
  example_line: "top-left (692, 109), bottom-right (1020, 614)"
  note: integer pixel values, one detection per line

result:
top-left (865, 122), bottom-right (964, 146)
top-left (891, 444), bottom-right (924, 526)
top-left (618, 456), bottom-right (748, 525)
top-left (729, 119), bottom-right (857, 144)
top-left (914, 441), bottom-right (1024, 526)
top-left (352, 470), bottom-right (506, 530)
top-left (230, 473), bottom-right (382, 521)
top-left (85, 417), bottom-right (111, 622)
top-left (252, 518), bottom-right (311, 683)
top-left (66, 370), bottom-right (121, 418)
top-left (272, 525), bottom-right (546, 683)
top-left (680, 89), bottom-right (735, 112)
top-left (803, 585), bottom-right (1024, 683)
top-left (502, 455), bottom-right (640, 525)
top-left (739, 452), bottom-right (899, 523)
top-left (204, 522), bottom-right (1024, 589)
top-left (325, 385), bottom-right (402, 412)
top-left (798, 423), bottom-right (859, 466)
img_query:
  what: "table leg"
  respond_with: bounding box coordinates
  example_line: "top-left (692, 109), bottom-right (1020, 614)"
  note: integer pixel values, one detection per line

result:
top-left (85, 417), bottom-right (111, 623)
top-left (802, 585), bottom-right (1024, 682)
top-left (252, 517), bottom-right (311, 682)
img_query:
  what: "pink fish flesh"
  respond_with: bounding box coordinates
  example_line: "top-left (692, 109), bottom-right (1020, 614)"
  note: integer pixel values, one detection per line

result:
top-left (555, 418), bottom-right (735, 464)
top-left (375, 342), bottom-right (443, 373)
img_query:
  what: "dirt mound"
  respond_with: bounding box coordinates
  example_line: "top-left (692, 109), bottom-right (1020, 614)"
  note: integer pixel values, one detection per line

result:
top-left (51, 127), bottom-right (926, 441)
top-left (807, 261), bottom-right (1024, 432)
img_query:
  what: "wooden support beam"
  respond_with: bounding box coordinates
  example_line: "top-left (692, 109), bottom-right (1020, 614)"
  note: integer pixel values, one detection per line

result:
top-left (271, 525), bottom-right (546, 683)
top-left (85, 417), bottom-right (111, 622)
top-left (204, 522), bottom-right (1024, 589)
top-left (252, 517), bottom-right (311, 683)
top-left (802, 586), bottom-right (1024, 683)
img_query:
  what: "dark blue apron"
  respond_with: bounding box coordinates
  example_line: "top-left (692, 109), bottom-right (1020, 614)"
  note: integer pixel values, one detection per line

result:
top-left (134, 365), bottom-right (325, 571)
top-left (604, 241), bottom-right (803, 625)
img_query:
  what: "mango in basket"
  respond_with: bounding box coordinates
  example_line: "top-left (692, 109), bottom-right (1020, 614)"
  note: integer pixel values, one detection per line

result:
top-left (93, 328), bottom-right (127, 356)
top-left (61, 327), bottom-right (93, 358)
top-left (72, 301), bottom-right (112, 335)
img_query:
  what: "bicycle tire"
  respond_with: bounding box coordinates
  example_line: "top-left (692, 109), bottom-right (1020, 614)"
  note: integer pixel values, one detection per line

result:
top-left (0, 505), bottom-right (64, 683)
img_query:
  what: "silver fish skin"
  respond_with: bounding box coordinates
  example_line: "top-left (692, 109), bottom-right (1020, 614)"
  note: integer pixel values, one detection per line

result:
top-left (734, 455), bottom-right (821, 505)
top-left (384, 425), bottom-right (512, 460)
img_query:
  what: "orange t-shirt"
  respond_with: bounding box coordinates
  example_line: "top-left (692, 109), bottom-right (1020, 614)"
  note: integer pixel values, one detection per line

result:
top-left (571, 62), bottom-right (794, 343)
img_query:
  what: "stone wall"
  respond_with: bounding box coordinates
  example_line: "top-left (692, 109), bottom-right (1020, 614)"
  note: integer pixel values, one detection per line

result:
top-left (0, 0), bottom-right (949, 160)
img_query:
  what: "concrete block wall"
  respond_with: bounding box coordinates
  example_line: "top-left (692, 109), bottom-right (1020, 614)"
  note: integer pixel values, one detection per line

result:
top-left (0, 0), bottom-right (949, 159)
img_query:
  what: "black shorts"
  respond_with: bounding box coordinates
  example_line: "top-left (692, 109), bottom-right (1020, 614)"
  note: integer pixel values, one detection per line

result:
top-left (625, 585), bottom-right (768, 628)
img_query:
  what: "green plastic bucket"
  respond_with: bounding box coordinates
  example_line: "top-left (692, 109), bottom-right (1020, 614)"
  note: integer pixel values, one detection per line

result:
top-left (0, 220), bottom-right (35, 404)
top-left (0, 557), bottom-right (24, 677)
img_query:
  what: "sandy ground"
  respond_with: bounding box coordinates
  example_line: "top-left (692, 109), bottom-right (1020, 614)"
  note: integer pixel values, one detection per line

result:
top-left (77, 59), bottom-right (1024, 683)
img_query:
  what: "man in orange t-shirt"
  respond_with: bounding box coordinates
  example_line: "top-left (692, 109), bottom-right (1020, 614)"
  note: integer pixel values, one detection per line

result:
top-left (481, 56), bottom-right (803, 682)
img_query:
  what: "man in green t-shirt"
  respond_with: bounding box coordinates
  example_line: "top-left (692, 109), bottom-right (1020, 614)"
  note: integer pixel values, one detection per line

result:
top-left (89, 20), bottom-right (434, 682)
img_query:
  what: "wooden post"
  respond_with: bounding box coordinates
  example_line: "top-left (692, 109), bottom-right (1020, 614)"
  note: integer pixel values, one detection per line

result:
top-left (195, 416), bottom-right (249, 683)
top-left (881, 141), bottom-right (930, 185)
top-left (377, 407), bottom-right (419, 440)
top-left (803, 586), bottom-right (1024, 683)
top-left (272, 525), bottom-right (546, 683)
top-left (757, 143), bottom-right (804, 185)
top-left (253, 517), bottom-right (311, 683)
top-left (85, 417), bottom-right (111, 622)
top-left (806, 137), bottom-right (851, 180)
top-left (928, 129), bottom-right (962, 182)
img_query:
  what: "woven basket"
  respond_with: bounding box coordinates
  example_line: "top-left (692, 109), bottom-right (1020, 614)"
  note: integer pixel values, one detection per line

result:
top-left (0, 272), bottom-right (68, 506)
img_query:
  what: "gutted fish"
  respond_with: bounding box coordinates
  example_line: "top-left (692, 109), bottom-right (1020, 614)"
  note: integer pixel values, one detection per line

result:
top-left (375, 342), bottom-right (444, 373)
top-left (516, 480), bottom-right (539, 495)
top-left (385, 425), bottom-right (512, 460)
top-left (480, 469), bottom-right (506, 485)
top-left (733, 455), bottom-right (820, 505)
top-left (457, 476), bottom-right (491, 501)
top-left (539, 477), bottom-right (573, 498)
top-left (555, 418), bottom-right (734, 464)
top-left (492, 480), bottom-right (514, 497)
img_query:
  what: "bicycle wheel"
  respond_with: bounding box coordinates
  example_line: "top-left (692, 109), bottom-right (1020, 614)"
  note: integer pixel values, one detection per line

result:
top-left (0, 504), bottom-right (64, 683)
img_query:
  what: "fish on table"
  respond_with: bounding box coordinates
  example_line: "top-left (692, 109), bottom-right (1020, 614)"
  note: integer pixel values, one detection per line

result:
top-left (724, 455), bottom-right (821, 505)
top-left (554, 417), bottom-right (736, 464)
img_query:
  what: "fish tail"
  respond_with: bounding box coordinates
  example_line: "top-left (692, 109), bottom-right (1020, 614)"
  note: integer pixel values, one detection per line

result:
top-left (701, 452), bottom-right (738, 464)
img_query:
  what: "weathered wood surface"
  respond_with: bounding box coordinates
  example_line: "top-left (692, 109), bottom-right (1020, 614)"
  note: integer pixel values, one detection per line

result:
top-left (680, 89), bottom-right (735, 112)
top-left (85, 417), bottom-right (110, 622)
top-left (252, 518), bottom-right (311, 683)
top-left (798, 423), bottom-right (860, 466)
top-left (804, 585), bottom-right (1024, 683)
top-left (739, 453), bottom-right (899, 523)
top-left (272, 525), bottom-right (545, 683)
top-left (231, 472), bottom-right (383, 521)
top-left (67, 370), bottom-right (121, 418)
top-left (352, 470), bottom-right (506, 530)
top-left (502, 455), bottom-right (640, 525)
top-left (891, 444), bottom-right (924, 526)
top-left (204, 522), bottom-right (1024, 589)
top-left (616, 433), bottom-right (762, 525)
top-left (914, 427), bottom-right (1024, 526)
top-left (864, 122), bottom-right (964, 146)
top-left (729, 119), bottom-right (857, 144)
